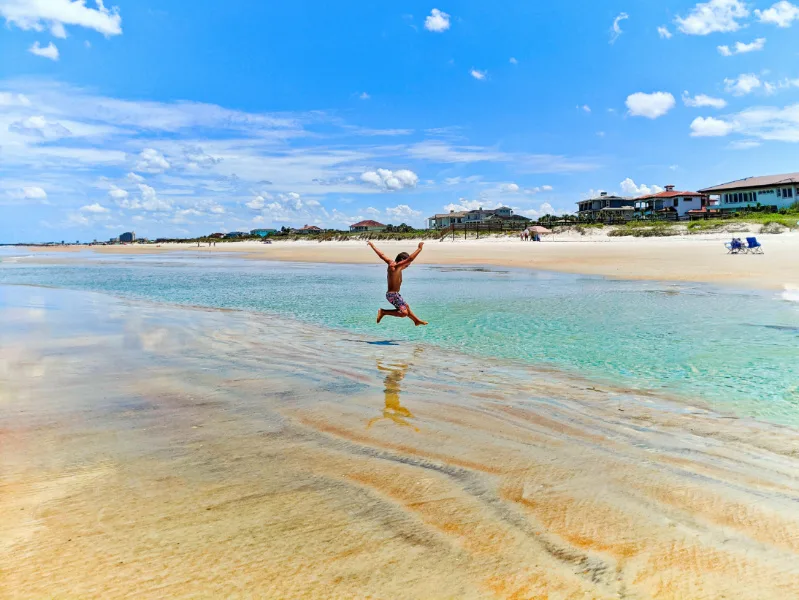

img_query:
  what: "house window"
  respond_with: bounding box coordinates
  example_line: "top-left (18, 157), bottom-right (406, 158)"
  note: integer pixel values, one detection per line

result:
top-left (674, 198), bottom-right (679, 206)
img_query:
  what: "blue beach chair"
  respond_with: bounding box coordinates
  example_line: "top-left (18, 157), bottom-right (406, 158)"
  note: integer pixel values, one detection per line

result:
top-left (725, 238), bottom-right (744, 254)
top-left (745, 237), bottom-right (763, 254)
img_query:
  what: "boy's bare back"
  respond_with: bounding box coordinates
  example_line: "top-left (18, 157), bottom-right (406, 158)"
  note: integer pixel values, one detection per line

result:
top-left (367, 241), bottom-right (427, 326)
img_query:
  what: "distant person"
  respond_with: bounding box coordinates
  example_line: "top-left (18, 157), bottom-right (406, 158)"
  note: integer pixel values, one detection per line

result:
top-left (368, 241), bottom-right (428, 326)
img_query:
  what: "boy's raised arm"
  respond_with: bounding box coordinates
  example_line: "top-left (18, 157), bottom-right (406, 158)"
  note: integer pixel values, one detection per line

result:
top-left (396, 242), bottom-right (424, 268)
top-left (367, 241), bottom-right (391, 264)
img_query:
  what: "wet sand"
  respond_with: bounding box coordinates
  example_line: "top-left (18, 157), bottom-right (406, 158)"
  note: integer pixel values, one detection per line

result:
top-left (34, 232), bottom-right (799, 290)
top-left (2, 285), bottom-right (799, 599)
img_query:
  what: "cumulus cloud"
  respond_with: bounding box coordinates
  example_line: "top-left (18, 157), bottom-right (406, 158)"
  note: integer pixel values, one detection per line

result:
top-left (500, 183), bottom-right (520, 193)
top-left (724, 73), bottom-right (762, 95)
top-left (360, 168), bottom-right (419, 191)
top-left (444, 198), bottom-right (503, 212)
top-left (0, 0), bottom-right (123, 37)
top-left (385, 204), bottom-right (422, 220)
top-left (135, 148), bottom-right (170, 173)
top-left (718, 38), bottom-right (766, 55)
top-left (509, 57), bottom-right (518, 65)
top-left (80, 203), bottom-right (109, 213)
top-left (755, 1), bottom-right (799, 26)
top-left (23, 186), bottom-right (47, 200)
top-left (626, 92), bottom-right (676, 119)
top-left (424, 8), bottom-right (450, 32)
top-left (138, 183), bottom-right (171, 212)
top-left (620, 179), bottom-right (664, 196)
top-left (580, 104), bottom-right (591, 113)
top-left (682, 91), bottom-right (727, 108)
top-left (658, 26), bottom-right (673, 38)
top-left (29, 41), bottom-right (59, 60)
top-left (690, 116), bottom-right (735, 137)
top-left (675, 0), bottom-right (749, 35)
top-left (470, 69), bottom-right (487, 80)
top-left (359, 92), bottom-right (370, 100)
top-left (8, 115), bottom-right (71, 138)
top-left (610, 12), bottom-right (629, 44)
top-left (108, 185), bottom-right (128, 201)
top-left (182, 146), bottom-right (221, 170)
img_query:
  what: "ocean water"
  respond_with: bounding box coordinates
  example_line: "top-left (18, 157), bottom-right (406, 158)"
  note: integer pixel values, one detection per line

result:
top-left (1, 253), bottom-right (798, 422)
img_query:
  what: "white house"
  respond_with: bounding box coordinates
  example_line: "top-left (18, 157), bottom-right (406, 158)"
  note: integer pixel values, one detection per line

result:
top-left (633, 186), bottom-right (709, 219)
top-left (698, 173), bottom-right (799, 211)
top-left (427, 206), bottom-right (513, 229)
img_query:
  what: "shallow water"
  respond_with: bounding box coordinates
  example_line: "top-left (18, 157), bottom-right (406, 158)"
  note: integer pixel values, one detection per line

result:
top-left (2, 284), bottom-right (799, 599)
top-left (1, 254), bottom-right (798, 423)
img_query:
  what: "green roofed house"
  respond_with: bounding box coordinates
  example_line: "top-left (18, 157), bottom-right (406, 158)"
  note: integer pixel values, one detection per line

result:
top-left (698, 172), bottom-right (799, 212)
top-left (251, 229), bottom-right (277, 237)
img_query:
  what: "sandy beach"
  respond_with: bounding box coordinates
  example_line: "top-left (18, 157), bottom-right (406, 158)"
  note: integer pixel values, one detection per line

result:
top-left (34, 229), bottom-right (799, 290)
top-left (3, 286), bottom-right (799, 599)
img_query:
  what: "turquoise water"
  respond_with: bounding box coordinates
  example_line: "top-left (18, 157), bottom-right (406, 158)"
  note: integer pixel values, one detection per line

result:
top-left (1, 253), bottom-right (798, 422)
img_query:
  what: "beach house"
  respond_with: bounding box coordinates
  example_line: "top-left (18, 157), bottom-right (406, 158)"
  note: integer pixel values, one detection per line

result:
top-left (251, 228), bottom-right (277, 238)
top-left (427, 206), bottom-right (514, 229)
top-left (294, 225), bottom-right (323, 234)
top-left (633, 186), bottom-right (709, 219)
top-left (576, 192), bottom-right (635, 221)
top-left (350, 220), bottom-right (386, 233)
top-left (698, 172), bottom-right (799, 212)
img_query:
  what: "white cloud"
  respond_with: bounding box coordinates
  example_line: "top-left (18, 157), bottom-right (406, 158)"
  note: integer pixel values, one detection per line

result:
top-left (658, 26), bottom-right (673, 38)
top-left (246, 195), bottom-right (265, 210)
top-left (108, 185), bottom-right (128, 201)
top-left (359, 92), bottom-right (370, 100)
top-left (625, 92), bottom-right (676, 119)
top-left (682, 91), bottom-right (727, 108)
top-left (360, 168), bottom-right (419, 191)
top-left (126, 172), bottom-right (144, 183)
top-left (80, 202), bottom-right (109, 213)
top-left (444, 198), bottom-right (501, 212)
top-left (385, 204), bottom-right (422, 220)
top-left (620, 179), bottom-right (664, 196)
top-left (138, 184), bottom-right (172, 212)
top-left (610, 12), bottom-right (629, 44)
top-left (690, 116), bottom-right (735, 136)
top-left (724, 73), bottom-right (762, 95)
top-left (23, 186), bottom-right (47, 199)
top-left (675, 0), bottom-right (749, 35)
top-left (0, 0), bottom-right (123, 36)
top-left (509, 57), bottom-right (518, 65)
top-left (470, 69), bottom-right (487, 81)
top-left (580, 104), bottom-right (591, 113)
top-left (500, 183), bottom-right (520, 193)
top-left (755, 1), bottom-right (799, 26)
top-left (728, 139), bottom-right (762, 149)
top-left (135, 148), bottom-right (171, 173)
top-left (0, 92), bottom-right (31, 106)
top-left (9, 115), bottom-right (71, 138)
top-left (29, 41), bottom-right (59, 61)
top-left (424, 8), bottom-right (450, 32)
top-left (718, 38), bottom-right (766, 55)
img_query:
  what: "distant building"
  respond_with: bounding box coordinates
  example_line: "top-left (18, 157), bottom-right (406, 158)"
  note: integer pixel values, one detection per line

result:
top-left (294, 224), bottom-right (323, 234)
top-left (699, 172), bottom-right (799, 212)
top-left (576, 192), bottom-right (635, 220)
top-left (119, 231), bottom-right (136, 243)
top-left (350, 220), bottom-right (386, 233)
top-left (633, 186), bottom-right (709, 219)
top-left (108, 236), bottom-right (120, 243)
top-left (209, 233), bottom-right (225, 238)
top-left (427, 206), bottom-right (514, 229)
top-left (251, 228), bottom-right (278, 237)
top-left (225, 231), bottom-right (248, 239)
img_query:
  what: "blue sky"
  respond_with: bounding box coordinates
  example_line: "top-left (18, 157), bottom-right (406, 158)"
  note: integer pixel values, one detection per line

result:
top-left (1, 0), bottom-right (799, 242)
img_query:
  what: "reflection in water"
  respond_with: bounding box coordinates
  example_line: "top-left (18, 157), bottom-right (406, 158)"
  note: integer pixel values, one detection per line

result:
top-left (367, 349), bottom-right (423, 431)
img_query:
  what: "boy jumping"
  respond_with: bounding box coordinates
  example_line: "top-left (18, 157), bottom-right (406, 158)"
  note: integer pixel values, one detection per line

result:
top-left (368, 241), bottom-right (428, 326)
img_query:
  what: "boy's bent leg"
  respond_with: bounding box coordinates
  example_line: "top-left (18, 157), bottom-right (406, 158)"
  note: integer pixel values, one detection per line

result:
top-left (405, 304), bottom-right (428, 326)
top-left (378, 308), bottom-right (405, 323)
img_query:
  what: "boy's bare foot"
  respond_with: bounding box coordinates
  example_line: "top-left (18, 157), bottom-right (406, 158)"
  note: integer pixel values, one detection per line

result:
top-left (415, 320), bottom-right (428, 326)
top-left (377, 309), bottom-right (384, 324)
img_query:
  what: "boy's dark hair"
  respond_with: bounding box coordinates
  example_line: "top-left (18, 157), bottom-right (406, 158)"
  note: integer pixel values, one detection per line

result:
top-left (395, 252), bottom-right (410, 263)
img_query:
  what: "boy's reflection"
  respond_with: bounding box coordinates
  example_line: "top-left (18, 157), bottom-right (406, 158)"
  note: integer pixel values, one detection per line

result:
top-left (367, 349), bottom-right (422, 431)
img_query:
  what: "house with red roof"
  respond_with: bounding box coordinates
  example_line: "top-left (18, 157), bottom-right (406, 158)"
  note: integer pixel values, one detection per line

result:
top-left (633, 185), bottom-right (710, 219)
top-left (350, 220), bottom-right (386, 233)
top-left (294, 224), bottom-right (323, 234)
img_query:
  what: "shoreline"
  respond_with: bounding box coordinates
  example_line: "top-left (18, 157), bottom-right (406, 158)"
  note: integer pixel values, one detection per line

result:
top-left (20, 231), bottom-right (799, 290)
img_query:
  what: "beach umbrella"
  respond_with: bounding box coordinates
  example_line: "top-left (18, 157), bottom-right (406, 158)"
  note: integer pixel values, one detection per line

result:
top-left (529, 226), bottom-right (552, 234)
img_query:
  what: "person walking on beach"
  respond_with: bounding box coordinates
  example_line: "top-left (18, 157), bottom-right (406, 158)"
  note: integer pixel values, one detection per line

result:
top-left (368, 241), bottom-right (428, 326)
